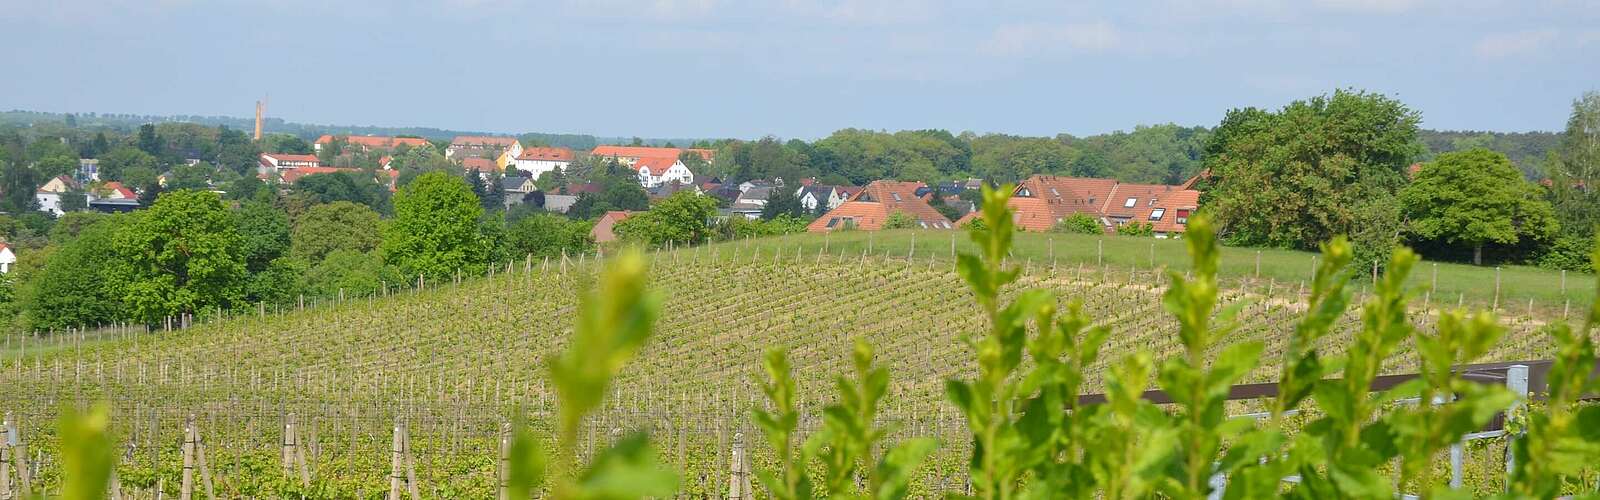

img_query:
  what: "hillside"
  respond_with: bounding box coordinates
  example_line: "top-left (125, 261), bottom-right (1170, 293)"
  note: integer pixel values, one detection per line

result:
top-left (1, 239), bottom-right (1573, 495)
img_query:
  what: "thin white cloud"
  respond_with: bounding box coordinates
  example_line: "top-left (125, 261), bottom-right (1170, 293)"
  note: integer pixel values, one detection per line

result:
top-left (981, 20), bottom-right (1121, 56)
top-left (1474, 29), bottom-right (1560, 58)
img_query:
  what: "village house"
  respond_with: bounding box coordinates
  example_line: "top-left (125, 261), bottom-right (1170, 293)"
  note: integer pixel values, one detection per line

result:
top-left (807, 180), bottom-right (952, 232)
top-left (35, 175), bottom-right (79, 217)
top-left (0, 243), bottom-right (14, 274)
top-left (446, 136), bottom-right (521, 162)
top-left (257, 153), bottom-right (320, 175)
top-left (513, 147), bottom-right (574, 178)
top-left (958, 174), bottom-right (1200, 238)
top-left (76, 159), bottom-right (100, 183)
top-left (631, 156), bottom-right (695, 189)
top-left (313, 135), bottom-right (430, 153)
top-left (591, 210), bottom-right (634, 243)
top-left (502, 176), bottom-right (537, 207)
top-left (728, 186), bottom-right (772, 219)
top-left (461, 157), bottom-right (499, 179)
top-left (589, 145), bottom-right (714, 166)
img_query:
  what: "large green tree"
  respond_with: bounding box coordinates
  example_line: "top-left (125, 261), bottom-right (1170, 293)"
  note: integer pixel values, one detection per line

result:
top-left (1200, 89), bottom-right (1421, 265)
top-left (291, 201), bottom-right (383, 262)
top-left (382, 172), bottom-right (489, 279)
top-left (112, 190), bottom-right (248, 322)
top-left (236, 200), bottom-right (291, 273)
top-left (1401, 148), bottom-right (1558, 265)
top-left (614, 191), bottom-right (718, 246)
top-left (1544, 91), bottom-right (1600, 236)
top-left (98, 147), bottom-right (157, 182)
top-left (16, 215), bottom-right (127, 330)
top-left (0, 159), bottom-right (39, 213)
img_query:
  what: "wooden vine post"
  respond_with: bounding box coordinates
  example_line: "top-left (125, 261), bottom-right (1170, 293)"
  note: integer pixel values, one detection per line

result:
top-left (497, 423), bottom-right (510, 500)
top-left (281, 413), bottom-right (310, 486)
top-left (726, 432), bottom-right (752, 500)
top-left (179, 414), bottom-right (216, 500)
top-left (1, 412), bottom-right (29, 498)
top-left (388, 418), bottom-right (421, 500)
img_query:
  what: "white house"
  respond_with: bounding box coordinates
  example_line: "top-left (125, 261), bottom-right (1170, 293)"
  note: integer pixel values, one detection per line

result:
top-left (0, 243), bottom-right (14, 273)
top-left (632, 157), bottom-right (695, 189)
top-left (257, 153), bottom-right (320, 175)
top-left (513, 147), bottom-right (574, 178)
top-left (447, 136), bottom-right (520, 161)
top-left (36, 175), bottom-right (78, 217)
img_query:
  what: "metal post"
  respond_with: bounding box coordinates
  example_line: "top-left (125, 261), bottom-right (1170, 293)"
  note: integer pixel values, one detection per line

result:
top-left (1504, 364), bottom-right (1530, 486)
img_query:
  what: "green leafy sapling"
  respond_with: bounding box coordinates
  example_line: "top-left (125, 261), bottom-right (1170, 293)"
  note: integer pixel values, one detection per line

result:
top-left (1153, 215), bottom-right (1261, 498)
top-left (1508, 247), bottom-right (1600, 497)
top-left (1089, 351), bottom-right (1174, 500)
top-left (1221, 237), bottom-right (1355, 499)
top-left (756, 341), bottom-right (935, 500)
top-left (753, 349), bottom-right (812, 500)
top-left (1389, 310), bottom-right (1512, 498)
top-left (946, 184), bottom-right (1060, 500)
top-left (1294, 248), bottom-right (1421, 498)
top-left (509, 249), bottom-right (677, 499)
top-left (56, 404), bottom-right (117, 500)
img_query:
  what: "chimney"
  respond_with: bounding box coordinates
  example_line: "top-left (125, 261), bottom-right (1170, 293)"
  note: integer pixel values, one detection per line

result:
top-left (253, 100), bottom-right (264, 141)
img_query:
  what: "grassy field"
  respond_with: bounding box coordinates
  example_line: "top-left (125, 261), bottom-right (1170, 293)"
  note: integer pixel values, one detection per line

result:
top-left (716, 229), bottom-right (1593, 315)
top-left (0, 238), bottom-right (1576, 496)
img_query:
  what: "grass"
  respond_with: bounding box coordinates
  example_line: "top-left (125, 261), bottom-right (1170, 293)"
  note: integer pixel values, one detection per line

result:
top-left (716, 229), bottom-right (1594, 315)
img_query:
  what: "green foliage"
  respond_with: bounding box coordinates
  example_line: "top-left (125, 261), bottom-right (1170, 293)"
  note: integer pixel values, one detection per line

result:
top-left (244, 256), bottom-right (306, 305)
top-left (1201, 89), bottom-right (1420, 266)
top-left (57, 404), bottom-right (118, 500)
top-left (1115, 220), bottom-right (1154, 237)
top-left (881, 210), bottom-right (918, 230)
top-left (382, 172), bottom-right (489, 279)
top-left (291, 201), bottom-right (383, 262)
top-left (506, 213), bottom-right (594, 259)
top-left (1051, 213), bottom-right (1102, 234)
top-left (112, 189), bottom-right (247, 322)
top-left (711, 214), bottom-right (808, 241)
top-left (613, 191), bottom-right (718, 247)
top-left (97, 146), bottom-right (157, 182)
top-left (300, 250), bottom-right (394, 298)
top-left (760, 187), bottom-right (805, 220)
top-left (293, 171), bottom-right (390, 213)
top-left (0, 157), bottom-right (40, 213)
top-left (1508, 246), bottom-right (1600, 496)
top-left (756, 341), bottom-right (935, 500)
top-left (235, 200), bottom-right (291, 273)
top-left (1537, 234), bottom-right (1594, 272)
top-left (1401, 148), bottom-right (1558, 264)
top-left (17, 215), bottom-right (126, 330)
top-left (509, 249), bottom-right (678, 499)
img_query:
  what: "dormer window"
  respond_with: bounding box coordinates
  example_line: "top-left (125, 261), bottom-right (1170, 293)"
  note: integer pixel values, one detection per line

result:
top-left (1150, 208), bottom-right (1165, 221)
top-left (891, 193), bottom-right (902, 202)
top-left (1124, 197), bottom-right (1137, 208)
top-left (1176, 209), bottom-right (1190, 225)
top-left (1049, 188), bottom-right (1060, 197)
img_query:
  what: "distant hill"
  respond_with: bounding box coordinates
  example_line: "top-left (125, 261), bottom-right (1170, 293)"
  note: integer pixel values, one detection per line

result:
top-left (1418, 129), bottom-right (1562, 178)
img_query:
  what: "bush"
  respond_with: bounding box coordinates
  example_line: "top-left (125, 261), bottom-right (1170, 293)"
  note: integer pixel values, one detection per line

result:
top-left (1051, 213), bottom-right (1102, 234)
top-left (1537, 234), bottom-right (1594, 272)
top-left (1115, 220), bottom-right (1154, 237)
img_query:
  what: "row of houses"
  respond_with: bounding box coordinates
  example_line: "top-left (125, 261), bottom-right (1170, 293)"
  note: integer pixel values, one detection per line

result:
top-left (310, 134), bottom-right (710, 190)
top-left (805, 174), bottom-right (1201, 237)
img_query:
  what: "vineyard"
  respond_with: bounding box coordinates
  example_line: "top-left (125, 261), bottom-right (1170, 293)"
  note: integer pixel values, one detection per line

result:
top-left (0, 238), bottom-right (1585, 497)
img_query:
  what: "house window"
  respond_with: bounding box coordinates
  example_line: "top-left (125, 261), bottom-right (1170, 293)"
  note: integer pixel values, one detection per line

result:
top-left (891, 193), bottom-right (902, 202)
top-left (1149, 208), bottom-right (1165, 221)
top-left (1176, 209), bottom-right (1190, 224)
top-left (918, 221), bottom-right (928, 228)
top-left (1123, 197), bottom-right (1137, 208)
top-left (1018, 188), bottom-right (1032, 197)
top-left (826, 218), bottom-right (841, 228)
top-left (1049, 188), bottom-right (1060, 197)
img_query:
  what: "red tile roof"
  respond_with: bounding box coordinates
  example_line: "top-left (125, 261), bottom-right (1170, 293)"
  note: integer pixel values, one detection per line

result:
top-left (516, 147), bottom-right (575, 161)
top-left (281, 166), bottom-right (360, 184)
top-left (1009, 174), bottom-right (1201, 233)
top-left (451, 136), bottom-right (518, 147)
top-left (316, 135), bottom-right (429, 149)
top-left (262, 153), bottom-right (320, 163)
top-left (462, 157), bottom-right (498, 173)
top-left (592, 211), bottom-right (635, 243)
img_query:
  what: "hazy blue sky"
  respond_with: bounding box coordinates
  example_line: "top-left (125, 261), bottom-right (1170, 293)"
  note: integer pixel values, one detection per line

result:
top-left (1, 0), bottom-right (1595, 139)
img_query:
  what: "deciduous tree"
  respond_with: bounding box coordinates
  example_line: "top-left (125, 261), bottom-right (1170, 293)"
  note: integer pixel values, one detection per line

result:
top-left (112, 190), bottom-right (248, 322)
top-left (382, 172), bottom-right (488, 279)
top-left (1401, 148), bottom-right (1558, 265)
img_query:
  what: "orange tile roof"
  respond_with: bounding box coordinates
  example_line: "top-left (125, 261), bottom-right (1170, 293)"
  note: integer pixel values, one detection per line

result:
top-left (631, 156), bottom-right (678, 173)
top-left (592, 211), bottom-right (635, 243)
top-left (262, 153), bottom-right (320, 163)
top-left (516, 147), bottom-right (575, 161)
top-left (590, 146), bottom-right (714, 162)
top-left (808, 180), bottom-right (950, 232)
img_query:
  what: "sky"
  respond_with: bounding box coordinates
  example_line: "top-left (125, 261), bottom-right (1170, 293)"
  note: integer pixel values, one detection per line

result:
top-left (1, 0), bottom-right (1596, 139)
